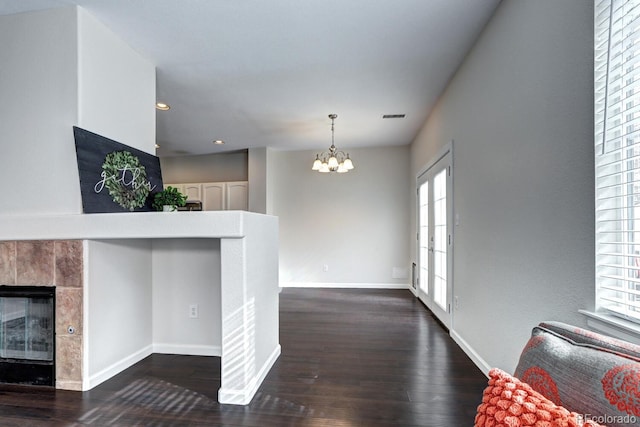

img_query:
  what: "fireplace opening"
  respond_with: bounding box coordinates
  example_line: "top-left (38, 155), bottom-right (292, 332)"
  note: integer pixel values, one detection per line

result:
top-left (0, 286), bottom-right (55, 387)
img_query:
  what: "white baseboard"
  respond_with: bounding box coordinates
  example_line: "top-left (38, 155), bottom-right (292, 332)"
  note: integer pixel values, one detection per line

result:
top-left (280, 282), bottom-right (409, 289)
top-left (450, 330), bottom-right (490, 377)
top-left (85, 344), bottom-right (153, 390)
top-left (153, 343), bottom-right (221, 357)
top-left (218, 344), bottom-right (281, 405)
top-left (84, 344), bottom-right (221, 392)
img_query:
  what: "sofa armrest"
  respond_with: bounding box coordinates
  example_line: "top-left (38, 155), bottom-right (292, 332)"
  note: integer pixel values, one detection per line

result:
top-left (514, 322), bottom-right (640, 427)
top-left (540, 320), bottom-right (640, 361)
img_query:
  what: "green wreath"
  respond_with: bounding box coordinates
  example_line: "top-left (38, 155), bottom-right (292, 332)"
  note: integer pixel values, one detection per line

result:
top-left (101, 151), bottom-right (150, 211)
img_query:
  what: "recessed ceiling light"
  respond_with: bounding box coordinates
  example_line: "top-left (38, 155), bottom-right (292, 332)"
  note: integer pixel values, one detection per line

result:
top-left (213, 140), bottom-right (225, 145)
top-left (156, 102), bottom-right (170, 111)
top-left (382, 114), bottom-right (406, 119)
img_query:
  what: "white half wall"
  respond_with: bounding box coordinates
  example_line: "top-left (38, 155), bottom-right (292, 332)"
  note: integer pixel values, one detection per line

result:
top-left (152, 239), bottom-right (222, 356)
top-left (410, 0), bottom-right (594, 373)
top-left (0, 8), bottom-right (80, 215)
top-left (219, 213), bottom-right (280, 404)
top-left (86, 239), bottom-right (153, 389)
top-left (271, 146), bottom-right (410, 287)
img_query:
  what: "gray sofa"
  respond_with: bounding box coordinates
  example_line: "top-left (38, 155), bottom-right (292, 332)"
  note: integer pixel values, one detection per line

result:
top-left (513, 321), bottom-right (640, 427)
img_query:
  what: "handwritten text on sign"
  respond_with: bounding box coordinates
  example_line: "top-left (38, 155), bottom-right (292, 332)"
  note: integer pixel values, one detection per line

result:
top-left (94, 164), bottom-right (157, 194)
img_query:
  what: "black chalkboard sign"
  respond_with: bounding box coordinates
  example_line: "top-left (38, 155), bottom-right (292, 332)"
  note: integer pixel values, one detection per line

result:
top-left (73, 126), bottom-right (163, 213)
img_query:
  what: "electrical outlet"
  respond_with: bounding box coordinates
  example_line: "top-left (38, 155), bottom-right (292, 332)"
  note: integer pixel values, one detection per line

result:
top-left (323, 264), bottom-right (329, 272)
top-left (189, 304), bottom-right (198, 318)
top-left (454, 296), bottom-right (459, 310)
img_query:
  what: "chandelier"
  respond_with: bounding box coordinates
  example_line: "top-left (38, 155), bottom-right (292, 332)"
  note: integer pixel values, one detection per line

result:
top-left (311, 114), bottom-right (354, 173)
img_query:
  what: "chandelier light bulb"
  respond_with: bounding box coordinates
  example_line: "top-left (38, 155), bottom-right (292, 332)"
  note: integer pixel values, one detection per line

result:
top-left (328, 156), bottom-right (339, 169)
top-left (343, 156), bottom-right (354, 170)
top-left (312, 155), bottom-right (322, 170)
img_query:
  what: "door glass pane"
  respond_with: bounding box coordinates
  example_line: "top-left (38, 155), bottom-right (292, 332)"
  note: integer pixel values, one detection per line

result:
top-left (433, 169), bottom-right (447, 310)
top-left (419, 181), bottom-right (429, 294)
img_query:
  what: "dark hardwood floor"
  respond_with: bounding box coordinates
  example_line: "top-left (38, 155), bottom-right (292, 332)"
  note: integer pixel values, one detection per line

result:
top-left (0, 288), bottom-right (488, 426)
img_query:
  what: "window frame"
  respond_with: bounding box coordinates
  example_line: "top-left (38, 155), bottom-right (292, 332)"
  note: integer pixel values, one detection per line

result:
top-left (594, 0), bottom-right (640, 326)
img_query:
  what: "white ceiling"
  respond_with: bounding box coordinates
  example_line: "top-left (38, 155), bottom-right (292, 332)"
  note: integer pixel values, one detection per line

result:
top-left (0, 0), bottom-right (500, 157)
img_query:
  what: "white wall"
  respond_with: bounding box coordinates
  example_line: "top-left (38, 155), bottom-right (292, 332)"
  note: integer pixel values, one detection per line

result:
top-left (248, 147), bottom-right (268, 214)
top-left (0, 8), bottom-right (80, 215)
top-left (77, 8), bottom-right (156, 153)
top-left (86, 239), bottom-right (153, 387)
top-left (266, 148), bottom-right (277, 215)
top-left (0, 6), bottom-right (156, 216)
top-left (410, 0), bottom-right (594, 373)
top-left (160, 151), bottom-right (248, 183)
top-left (272, 146), bottom-right (411, 287)
top-left (152, 239), bottom-right (222, 355)
top-left (74, 6), bottom-right (157, 387)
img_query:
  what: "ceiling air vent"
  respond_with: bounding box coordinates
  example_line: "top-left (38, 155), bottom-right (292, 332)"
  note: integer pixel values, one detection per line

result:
top-left (382, 114), bottom-right (406, 119)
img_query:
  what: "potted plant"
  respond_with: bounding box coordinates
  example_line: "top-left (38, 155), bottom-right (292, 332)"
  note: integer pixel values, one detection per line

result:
top-left (152, 186), bottom-right (187, 212)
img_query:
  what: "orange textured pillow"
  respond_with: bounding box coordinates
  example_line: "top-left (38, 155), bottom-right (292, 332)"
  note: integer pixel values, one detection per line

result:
top-left (475, 368), bottom-right (604, 427)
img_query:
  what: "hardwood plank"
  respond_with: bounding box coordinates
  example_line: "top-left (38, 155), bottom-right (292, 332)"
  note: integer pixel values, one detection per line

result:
top-left (0, 288), bottom-right (488, 426)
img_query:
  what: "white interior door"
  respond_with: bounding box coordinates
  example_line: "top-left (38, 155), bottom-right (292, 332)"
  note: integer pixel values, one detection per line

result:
top-left (417, 149), bottom-right (452, 328)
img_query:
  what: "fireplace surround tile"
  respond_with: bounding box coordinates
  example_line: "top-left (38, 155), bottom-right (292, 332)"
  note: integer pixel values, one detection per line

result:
top-left (56, 287), bottom-right (83, 336)
top-left (0, 241), bottom-right (15, 284)
top-left (56, 335), bottom-right (82, 390)
top-left (55, 240), bottom-right (83, 288)
top-left (16, 241), bottom-right (54, 285)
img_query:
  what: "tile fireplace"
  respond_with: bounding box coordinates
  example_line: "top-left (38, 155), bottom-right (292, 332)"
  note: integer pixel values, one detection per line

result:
top-left (0, 240), bottom-right (83, 390)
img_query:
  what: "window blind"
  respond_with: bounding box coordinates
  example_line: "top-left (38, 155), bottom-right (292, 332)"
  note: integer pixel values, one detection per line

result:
top-left (595, 0), bottom-right (640, 322)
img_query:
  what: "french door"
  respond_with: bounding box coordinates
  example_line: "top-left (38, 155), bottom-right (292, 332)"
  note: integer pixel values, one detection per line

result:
top-left (417, 149), bottom-right (453, 328)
